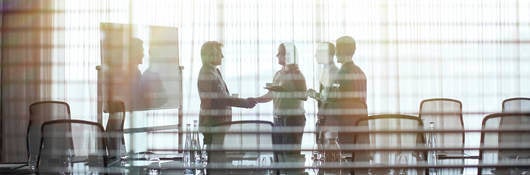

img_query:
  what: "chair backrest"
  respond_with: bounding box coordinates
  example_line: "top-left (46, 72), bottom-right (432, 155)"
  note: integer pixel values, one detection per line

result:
top-left (419, 98), bottom-right (464, 151)
top-left (319, 100), bottom-right (368, 146)
top-left (37, 119), bottom-right (107, 174)
top-left (27, 101), bottom-right (71, 167)
top-left (353, 114), bottom-right (425, 175)
top-left (479, 113), bottom-right (530, 175)
top-left (209, 120), bottom-right (274, 174)
top-left (419, 98), bottom-right (464, 174)
top-left (105, 100), bottom-right (126, 161)
top-left (502, 97), bottom-right (530, 113)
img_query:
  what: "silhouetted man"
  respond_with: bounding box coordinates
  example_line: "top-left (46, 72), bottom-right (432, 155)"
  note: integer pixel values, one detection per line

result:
top-left (197, 41), bottom-right (256, 145)
top-left (331, 36), bottom-right (367, 145)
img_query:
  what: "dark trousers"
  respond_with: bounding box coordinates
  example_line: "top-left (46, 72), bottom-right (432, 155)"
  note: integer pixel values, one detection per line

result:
top-left (273, 115), bottom-right (306, 174)
top-left (273, 115), bottom-right (305, 156)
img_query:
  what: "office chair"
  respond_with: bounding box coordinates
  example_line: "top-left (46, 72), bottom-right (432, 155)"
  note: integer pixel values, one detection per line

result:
top-left (27, 101), bottom-right (71, 169)
top-left (419, 98), bottom-right (465, 174)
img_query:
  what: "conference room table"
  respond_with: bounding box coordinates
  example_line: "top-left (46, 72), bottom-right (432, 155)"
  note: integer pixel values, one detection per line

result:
top-left (2, 149), bottom-right (528, 175)
top-left (2, 124), bottom-right (529, 174)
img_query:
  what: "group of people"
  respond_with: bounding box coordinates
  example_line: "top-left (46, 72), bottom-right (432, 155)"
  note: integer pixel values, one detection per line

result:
top-left (197, 35), bottom-right (367, 174)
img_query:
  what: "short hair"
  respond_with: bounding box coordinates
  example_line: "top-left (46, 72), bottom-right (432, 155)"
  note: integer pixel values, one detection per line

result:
top-left (280, 42), bottom-right (298, 64)
top-left (131, 37), bottom-right (143, 48)
top-left (327, 42), bottom-right (335, 57)
top-left (130, 37), bottom-right (143, 56)
top-left (200, 41), bottom-right (223, 64)
top-left (336, 36), bottom-right (356, 57)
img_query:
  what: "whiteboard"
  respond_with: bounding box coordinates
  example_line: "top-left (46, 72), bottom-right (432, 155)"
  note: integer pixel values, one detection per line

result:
top-left (99, 23), bottom-right (181, 111)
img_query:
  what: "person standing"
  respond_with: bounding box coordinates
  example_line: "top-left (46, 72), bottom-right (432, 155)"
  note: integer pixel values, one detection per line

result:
top-left (197, 41), bottom-right (256, 145)
top-left (331, 36), bottom-right (368, 147)
top-left (334, 36), bottom-right (366, 105)
top-left (253, 43), bottom-right (307, 174)
top-left (307, 42), bottom-right (339, 148)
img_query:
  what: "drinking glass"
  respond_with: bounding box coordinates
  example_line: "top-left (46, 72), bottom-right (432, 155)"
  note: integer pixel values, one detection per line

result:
top-left (259, 156), bottom-right (274, 175)
top-left (395, 152), bottom-right (409, 175)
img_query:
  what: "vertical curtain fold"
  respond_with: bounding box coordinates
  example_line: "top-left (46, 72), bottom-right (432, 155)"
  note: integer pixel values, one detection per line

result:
top-left (1, 0), bottom-right (529, 162)
top-left (1, 0), bottom-right (54, 162)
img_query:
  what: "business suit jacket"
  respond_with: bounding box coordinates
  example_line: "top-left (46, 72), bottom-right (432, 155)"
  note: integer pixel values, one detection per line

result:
top-left (324, 61), bottom-right (367, 144)
top-left (197, 64), bottom-right (250, 128)
top-left (324, 61), bottom-right (367, 117)
top-left (335, 61), bottom-right (366, 105)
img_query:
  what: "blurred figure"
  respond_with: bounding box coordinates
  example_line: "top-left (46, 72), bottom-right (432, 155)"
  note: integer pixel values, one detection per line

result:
top-left (331, 36), bottom-right (368, 163)
top-left (141, 66), bottom-right (167, 109)
top-left (307, 42), bottom-right (338, 125)
top-left (334, 36), bottom-right (366, 105)
top-left (197, 41), bottom-right (256, 145)
top-left (252, 43), bottom-right (307, 174)
top-left (102, 37), bottom-right (146, 110)
top-left (307, 42), bottom-right (339, 155)
top-left (126, 37), bottom-right (146, 109)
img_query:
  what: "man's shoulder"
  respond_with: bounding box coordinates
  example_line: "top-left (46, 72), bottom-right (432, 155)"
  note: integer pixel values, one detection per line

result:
top-left (198, 67), bottom-right (218, 84)
top-left (352, 64), bottom-right (365, 74)
top-left (199, 66), bottom-right (215, 75)
top-left (341, 62), bottom-right (364, 72)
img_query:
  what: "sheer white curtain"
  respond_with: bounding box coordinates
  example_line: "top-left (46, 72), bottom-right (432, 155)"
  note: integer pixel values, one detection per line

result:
top-left (53, 0), bottom-right (130, 121)
top-left (51, 0), bottom-right (218, 152)
top-left (7, 0), bottom-right (524, 158)
top-left (1, 0), bottom-right (55, 162)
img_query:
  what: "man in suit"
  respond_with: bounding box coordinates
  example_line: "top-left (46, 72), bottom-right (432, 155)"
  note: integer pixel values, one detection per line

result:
top-left (330, 36), bottom-right (368, 146)
top-left (197, 41), bottom-right (256, 145)
top-left (334, 36), bottom-right (366, 105)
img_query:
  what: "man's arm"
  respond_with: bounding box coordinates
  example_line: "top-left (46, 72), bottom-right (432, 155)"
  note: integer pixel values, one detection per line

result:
top-left (252, 91), bottom-right (273, 103)
top-left (198, 72), bottom-right (255, 108)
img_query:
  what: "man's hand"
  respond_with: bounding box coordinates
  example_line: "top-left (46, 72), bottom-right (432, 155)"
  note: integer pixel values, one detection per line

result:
top-left (307, 88), bottom-right (319, 100)
top-left (243, 97), bottom-right (257, 108)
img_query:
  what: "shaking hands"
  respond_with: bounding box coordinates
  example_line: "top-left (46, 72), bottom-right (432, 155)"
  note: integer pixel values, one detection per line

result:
top-left (307, 88), bottom-right (319, 100)
top-left (242, 97), bottom-right (258, 108)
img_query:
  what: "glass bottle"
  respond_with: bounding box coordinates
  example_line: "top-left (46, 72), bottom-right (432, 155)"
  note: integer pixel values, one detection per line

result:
top-left (28, 153), bottom-right (37, 171)
top-left (192, 120), bottom-right (202, 175)
top-left (184, 124), bottom-right (194, 175)
top-left (200, 144), bottom-right (208, 175)
top-left (324, 131), bottom-right (343, 175)
top-left (63, 148), bottom-right (74, 175)
top-left (427, 121), bottom-right (438, 175)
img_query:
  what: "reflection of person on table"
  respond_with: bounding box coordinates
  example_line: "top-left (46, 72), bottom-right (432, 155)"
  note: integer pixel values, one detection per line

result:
top-left (251, 43), bottom-right (307, 174)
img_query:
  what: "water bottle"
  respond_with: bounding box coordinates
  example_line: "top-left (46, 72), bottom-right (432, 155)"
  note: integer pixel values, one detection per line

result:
top-left (201, 144), bottom-right (208, 175)
top-left (184, 124), bottom-right (195, 175)
top-left (192, 120), bottom-right (202, 175)
top-left (28, 153), bottom-right (37, 171)
top-left (63, 148), bottom-right (74, 175)
top-left (324, 131), bottom-right (343, 175)
top-left (427, 122), bottom-right (438, 175)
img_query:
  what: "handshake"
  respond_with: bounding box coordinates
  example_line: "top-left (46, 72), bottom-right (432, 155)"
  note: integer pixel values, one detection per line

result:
top-left (243, 97), bottom-right (259, 108)
top-left (306, 88), bottom-right (319, 99)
